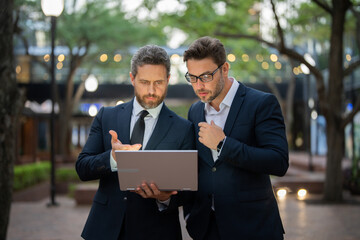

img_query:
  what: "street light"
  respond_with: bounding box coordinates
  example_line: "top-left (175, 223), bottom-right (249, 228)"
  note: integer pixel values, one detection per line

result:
top-left (41, 0), bottom-right (64, 207)
top-left (85, 74), bottom-right (99, 92)
top-left (302, 53), bottom-right (316, 172)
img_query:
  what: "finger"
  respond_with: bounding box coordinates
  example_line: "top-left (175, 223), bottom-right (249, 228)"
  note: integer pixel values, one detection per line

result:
top-left (135, 187), bottom-right (147, 198)
top-left (109, 130), bottom-right (122, 144)
top-left (163, 190), bottom-right (178, 195)
top-left (141, 183), bottom-right (154, 196)
top-left (211, 120), bottom-right (215, 126)
top-left (198, 126), bottom-right (207, 135)
top-left (129, 144), bottom-right (142, 150)
top-left (149, 183), bottom-right (160, 195)
top-left (198, 122), bottom-right (209, 128)
top-left (198, 131), bottom-right (205, 138)
top-left (109, 130), bottom-right (117, 143)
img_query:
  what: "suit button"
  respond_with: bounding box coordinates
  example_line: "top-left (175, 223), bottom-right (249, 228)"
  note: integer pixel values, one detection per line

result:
top-left (123, 197), bottom-right (127, 201)
top-left (212, 167), bottom-right (217, 172)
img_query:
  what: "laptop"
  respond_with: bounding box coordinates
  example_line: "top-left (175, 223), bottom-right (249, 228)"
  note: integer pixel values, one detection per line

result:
top-left (115, 150), bottom-right (198, 191)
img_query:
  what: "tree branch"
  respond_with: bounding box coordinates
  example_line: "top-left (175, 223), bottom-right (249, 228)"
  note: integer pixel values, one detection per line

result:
top-left (263, 76), bottom-right (282, 101)
top-left (342, 96), bottom-right (360, 128)
top-left (214, 31), bottom-right (328, 116)
top-left (311, 0), bottom-right (333, 15)
top-left (270, 0), bottom-right (285, 49)
top-left (215, 32), bottom-right (278, 49)
top-left (344, 58), bottom-right (360, 76)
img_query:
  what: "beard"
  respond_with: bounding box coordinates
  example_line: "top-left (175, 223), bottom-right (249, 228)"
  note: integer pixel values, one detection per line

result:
top-left (135, 90), bottom-right (166, 109)
top-left (196, 75), bottom-right (225, 103)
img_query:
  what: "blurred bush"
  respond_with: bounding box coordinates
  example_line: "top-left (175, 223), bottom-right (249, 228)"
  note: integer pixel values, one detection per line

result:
top-left (56, 167), bottom-right (80, 182)
top-left (14, 162), bottom-right (80, 191)
top-left (13, 162), bottom-right (50, 191)
top-left (168, 104), bottom-right (192, 119)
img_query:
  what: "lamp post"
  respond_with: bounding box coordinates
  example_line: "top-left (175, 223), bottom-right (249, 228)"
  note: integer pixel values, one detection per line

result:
top-left (301, 62), bottom-right (314, 171)
top-left (41, 0), bottom-right (64, 207)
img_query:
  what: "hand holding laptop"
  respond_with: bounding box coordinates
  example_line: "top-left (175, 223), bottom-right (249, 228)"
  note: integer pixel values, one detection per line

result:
top-left (110, 130), bottom-right (188, 201)
top-left (109, 130), bottom-right (141, 159)
top-left (134, 182), bottom-right (178, 201)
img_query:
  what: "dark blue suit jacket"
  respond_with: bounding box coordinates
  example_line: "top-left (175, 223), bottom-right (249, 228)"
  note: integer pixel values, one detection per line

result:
top-left (186, 82), bottom-right (289, 240)
top-left (76, 99), bottom-right (195, 240)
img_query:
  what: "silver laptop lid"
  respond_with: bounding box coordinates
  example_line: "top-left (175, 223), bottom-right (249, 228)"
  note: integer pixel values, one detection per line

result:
top-left (115, 150), bottom-right (198, 191)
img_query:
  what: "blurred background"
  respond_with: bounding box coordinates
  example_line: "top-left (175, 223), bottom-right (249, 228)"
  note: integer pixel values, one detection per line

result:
top-left (1, 0), bottom-right (360, 239)
top-left (15, 0), bottom-right (358, 163)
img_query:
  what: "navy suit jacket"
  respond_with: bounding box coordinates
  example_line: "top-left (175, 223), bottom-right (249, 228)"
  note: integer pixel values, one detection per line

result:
top-left (186, 82), bottom-right (289, 240)
top-left (76, 99), bottom-right (195, 240)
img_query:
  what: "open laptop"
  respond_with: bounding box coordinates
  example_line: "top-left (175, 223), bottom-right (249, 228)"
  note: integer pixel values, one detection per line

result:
top-left (115, 150), bottom-right (198, 191)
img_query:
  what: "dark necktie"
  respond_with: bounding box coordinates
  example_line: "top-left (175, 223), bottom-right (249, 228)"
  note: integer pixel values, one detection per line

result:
top-left (130, 110), bottom-right (149, 147)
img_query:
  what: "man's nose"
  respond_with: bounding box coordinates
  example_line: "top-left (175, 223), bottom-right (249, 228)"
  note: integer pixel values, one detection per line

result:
top-left (195, 78), bottom-right (205, 88)
top-left (148, 83), bottom-right (156, 94)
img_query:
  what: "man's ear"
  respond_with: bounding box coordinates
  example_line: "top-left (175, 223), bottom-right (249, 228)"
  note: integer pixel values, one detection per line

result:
top-left (129, 72), bottom-right (135, 86)
top-left (223, 62), bottom-right (230, 75)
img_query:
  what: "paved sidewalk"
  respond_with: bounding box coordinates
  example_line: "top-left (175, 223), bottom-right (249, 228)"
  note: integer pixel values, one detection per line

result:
top-left (7, 196), bottom-right (192, 240)
top-left (7, 152), bottom-right (360, 239)
top-left (7, 193), bottom-right (360, 240)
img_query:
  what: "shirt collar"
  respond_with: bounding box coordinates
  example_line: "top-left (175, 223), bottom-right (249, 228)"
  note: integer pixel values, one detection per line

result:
top-left (133, 97), bottom-right (163, 119)
top-left (205, 77), bottom-right (239, 114)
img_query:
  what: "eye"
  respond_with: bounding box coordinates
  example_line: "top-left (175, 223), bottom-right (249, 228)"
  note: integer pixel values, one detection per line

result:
top-left (201, 74), bottom-right (211, 79)
top-left (155, 80), bottom-right (164, 85)
top-left (139, 80), bottom-right (148, 85)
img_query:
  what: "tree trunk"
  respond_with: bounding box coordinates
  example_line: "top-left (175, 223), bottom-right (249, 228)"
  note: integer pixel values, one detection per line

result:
top-left (323, 0), bottom-right (349, 202)
top-left (0, 0), bottom-right (22, 238)
top-left (324, 115), bottom-right (344, 201)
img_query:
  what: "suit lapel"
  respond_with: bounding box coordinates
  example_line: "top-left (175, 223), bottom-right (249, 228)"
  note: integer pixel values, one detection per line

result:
top-left (193, 102), bottom-right (215, 167)
top-left (117, 100), bottom-right (133, 145)
top-left (145, 105), bottom-right (173, 150)
top-left (223, 82), bottom-right (246, 136)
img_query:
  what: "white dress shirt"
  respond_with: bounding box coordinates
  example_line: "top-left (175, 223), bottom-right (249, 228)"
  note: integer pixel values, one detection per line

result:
top-left (204, 78), bottom-right (239, 162)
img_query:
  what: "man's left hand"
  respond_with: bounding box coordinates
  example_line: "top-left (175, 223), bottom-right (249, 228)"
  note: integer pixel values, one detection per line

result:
top-left (134, 182), bottom-right (177, 201)
top-left (198, 120), bottom-right (225, 150)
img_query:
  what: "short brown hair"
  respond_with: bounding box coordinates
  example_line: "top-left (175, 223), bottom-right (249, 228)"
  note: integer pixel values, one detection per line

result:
top-left (131, 45), bottom-right (170, 77)
top-left (183, 36), bottom-right (226, 66)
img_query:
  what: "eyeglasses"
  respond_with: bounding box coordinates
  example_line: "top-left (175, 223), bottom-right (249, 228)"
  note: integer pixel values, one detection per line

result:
top-left (185, 63), bottom-right (224, 83)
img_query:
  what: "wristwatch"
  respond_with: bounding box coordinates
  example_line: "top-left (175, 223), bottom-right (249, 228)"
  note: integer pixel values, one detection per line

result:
top-left (217, 138), bottom-right (225, 152)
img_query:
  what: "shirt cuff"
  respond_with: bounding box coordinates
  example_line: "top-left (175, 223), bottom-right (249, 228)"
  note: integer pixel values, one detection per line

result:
top-left (156, 198), bottom-right (171, 211)
top-left (110, 151), bottom-right (117, 172)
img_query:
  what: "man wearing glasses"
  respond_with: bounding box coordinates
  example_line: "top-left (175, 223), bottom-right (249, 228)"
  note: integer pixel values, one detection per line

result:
top-left (183, 36), bottom-right (289, 240)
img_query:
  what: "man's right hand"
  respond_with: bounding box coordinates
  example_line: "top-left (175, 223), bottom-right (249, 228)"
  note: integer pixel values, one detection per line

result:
top-left (109, 130), bottom-right (142, 159)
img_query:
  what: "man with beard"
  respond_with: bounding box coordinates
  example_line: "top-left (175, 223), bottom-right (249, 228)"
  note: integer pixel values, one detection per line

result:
top-left (183, 36), bottom-right (289, 240)
top-left (76, 45), bottom-right (195, 240)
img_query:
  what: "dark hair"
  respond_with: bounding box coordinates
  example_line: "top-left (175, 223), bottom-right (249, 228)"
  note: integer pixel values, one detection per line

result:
top-left (131, 45), bottom-right (170, 77)
top-left (183, 36), bottom-right (226, 66)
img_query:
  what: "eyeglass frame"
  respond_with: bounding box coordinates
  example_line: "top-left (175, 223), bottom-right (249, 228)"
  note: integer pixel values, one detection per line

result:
top-left (185, 63), bottom-right (225, 83)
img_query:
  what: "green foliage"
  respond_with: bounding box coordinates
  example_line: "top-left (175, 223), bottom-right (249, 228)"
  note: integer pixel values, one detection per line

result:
top-left (13, 162), bottom-right (50, 191)
top-left (167, 103), bottom-right (193, 119)
top-left (151, 0), bottom-right (283, 83)
top-left (13, 162), bottom-right (80, 191)
top-left (67, 183), bottom-right (77, 198)
top-left (15, 0), bottom-right (167, 84)
top-left (55, 167), bottom-right (80, 182)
